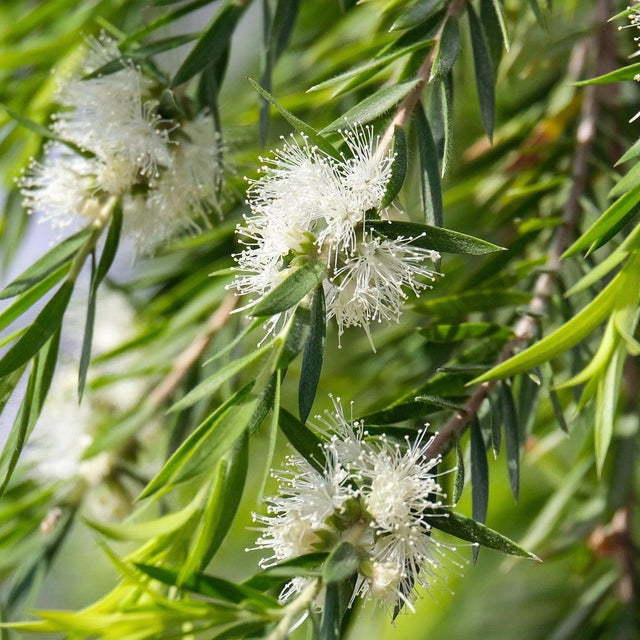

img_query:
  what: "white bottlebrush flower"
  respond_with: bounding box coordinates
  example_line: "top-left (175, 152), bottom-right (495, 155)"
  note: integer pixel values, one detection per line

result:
top-left (21, 36), bottom-right (224, 252)
top-left (254, 396), bottom-right (453, 614)
top-left (325, 235), bottom-right (439, 345)
top-left (19, 143), bottom-right (100, 229)
top-left (22, 368), bottom-right (111, 487)
top-left (232, 127), bottom-right (439, 343)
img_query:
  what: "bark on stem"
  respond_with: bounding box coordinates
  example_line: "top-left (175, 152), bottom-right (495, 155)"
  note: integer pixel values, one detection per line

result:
top-left (427, 0), bottom-right (615, 457)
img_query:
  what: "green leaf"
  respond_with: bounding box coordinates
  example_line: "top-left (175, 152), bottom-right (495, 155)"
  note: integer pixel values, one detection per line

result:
top-left (320, 584), bottom-right (341, 640)
top-left (243, 553), bottom-right (326, 591)
top-left (595, 345), bottom-right (625, 475)
top-left (616, 137), bottom-right (640, 166)
top-left (415, 288), bottom-right (530, 318)
top-left (574, 62), bottom-right (640, 86)
top-left (501, 381), bottom-right (520, 501)
top-left (430, 17), bottom-right (459, 80)
top-left (251, 261), bottom-right (326, 317)
top-left (308, 41), bottom-right (433, 94)
top-left (609, 162), bottom-right (640, 198)
top-left (0, 331), bottom-right (60, 497)
top-left (192, 432), bottom-right (250, 571)
top-left (415, 105), bottom-right (442, 227)
top-left (0, 282), bottom-right (73, 379)
top-left (0, 262), bottom-right (69, 335)
top-left (136, 564), bottom-right (277, 607)
top-left (170, 0), bottom-right (249, 87)
top-left (357, 395), bottom-right (465, 424)
top-left (380, 127), bottom-right (407, 208)
top-left (390, 0), bottom-right (443, 31)
top-left (277, 304), bottom-right (311, 370)
top-left (299, 285), bottom-right (326, 423)
top-left (366, 220), bottom-right (504, 254)
top-left (429, 510), bottom-right (538, 559)
top-left (279, 408), bottom-right (326, 473)
top-left (453, 438), bottom-right (465, 505)
top-left (488, 393), bottom-right (501, 458)
top-left (0, 227), bottom-right (91, 299)
top-left (0, 102), bottom-right (89, 158)
top-left (323, 542), bottom-right (361, 585)
top-left (247, 77), bottom-right (341, 160)
top-left (169, 341), bottom-right (274, 414)
top-left (84, 497), bottom-right (202, 541)
top-left (78, 205), bottom-right (122, 399)
top-left (563, 185), bottom-right (640, 257)
top-left (321, 80), bottom-right (420, 133)
top-left (140, 385), bottom-right (258, 499)
top-left (468, 3), bottom-right (495, 141)
top-left (470, 417), bottom-right (488, 527)
top-left (418, 322), bottom-right (511, 343)
top-left (485, 0), bottom-right (510, 53)
top-left (470, 267), bottom-right (627, 384)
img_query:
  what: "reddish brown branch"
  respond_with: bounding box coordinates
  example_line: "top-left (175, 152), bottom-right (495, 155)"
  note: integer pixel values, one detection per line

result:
top-left (427, 0), bottom-right (615, 457)
top-left (149, 293), bottom-right (238, 406)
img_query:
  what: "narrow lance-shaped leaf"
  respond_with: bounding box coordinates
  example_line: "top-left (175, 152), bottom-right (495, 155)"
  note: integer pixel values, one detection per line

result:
top-left (279, 409), bottom-right (326, 473)
top-left (574, 62), bottom-right (640, 86)
top-left (501, 380), bottom-right (520, 501)
top-left (171, 0), bottom-right (249, 87)
top-left (0, 227), bottom-right (92, 299)
top-left (277, 304), bottom-right (311, 370)
top-left (470, 261), bottom-right (631, 384)
top-left (0, 282), bottom-right (73, 379)
top-left (468, 2), bottom-right (495, 141)
top-left (247, 77), bottom-right (341, 160)
top-left (415, 105), bottom-right (442, 227)
top-left (431, 17), bottom-right (459, 80)
top-left (428, 510), bottom-right (539, 560)
top-left (366, 220), bottom-right (503, 255)
top-left (321, 80), bottom-right (420, 133)
top-left (78, 205), bottom-right (122, 399)
top-left (380, 126), bottom-right (407, 208)
top-left (390, 0), bottom-right (443, 31)
top-left (453, 438), bottom-right (465, 505)
top-left (299, 285), bottom-right (326, 423)
top-left (470, 417), bottom-right (488, 562)
top-left (251, 260), bottom-right (326, 317)
top-left (323, 542), bottom-right (361, 585)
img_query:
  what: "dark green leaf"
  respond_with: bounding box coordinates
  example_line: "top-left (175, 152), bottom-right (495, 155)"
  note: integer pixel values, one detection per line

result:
top-left (323, 542), bottom-right (361, 585)
top-left (429, 510), bottom-right (538, 559)
top-left (415, 289), bottom-right (530, 318)
top-left (247, 77), bottom-right (341, 160)
top-left (0, 262), bottom-right (69, 334)
top-left (367, 220), bottom-right (504, 254)
top-left (431, 17), bottom-right (459, 80)
top-left (299, 285), bottom-right (326, 423)
top-left (78, 206), bottom-right (122, 399)
top-left (171, 0), bottom-right (249, 87)
top-left (390, 0), bottom-right (443, 31)
top-left (380, 127), bottom-right (407, 208)
top-left (320, 584), bottom-right (341, 640)
top-left (243, 553), bottom-right (326, 591)
top-left (0, 227), bottom-right (91, 299)
top-left (470, 417), bottom-right (488, 561)
top-left (279, 409), bottom-right (326, 473)
top-left (468, 3), bottom-right (495, 141)
top-left (277, 304), bottom-right (311, 370)
top-left (321, 80), bottom-right (420, 133)
top-left (357, 395), bottom-right (465, 424)
top-left (415, 105), bottom-right (442, 226)
top-left (0, 282), bottom-right (73, 379)
top-left (418, 322), bottom-right (512, 343)
top-left (501, 380), bottom-right (520, 501)
top-left (251, 261), bottom-right (326, 317)
top-left (453, 438), bottom-right (465, 505)
top-left (488, 393), bottom-right (501, 458)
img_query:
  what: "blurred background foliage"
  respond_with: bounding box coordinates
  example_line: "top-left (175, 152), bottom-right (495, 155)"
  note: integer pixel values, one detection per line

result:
top-left (0, 0), bottom-right (639, 639)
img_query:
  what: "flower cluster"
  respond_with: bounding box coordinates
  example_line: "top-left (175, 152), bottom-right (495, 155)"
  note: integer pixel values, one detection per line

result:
top-left (253, 397), bottom-right (452, 614)
top-left (231, 128), bottom-right (440, 345)
top-left (20, 36), bottom-right (222, 252)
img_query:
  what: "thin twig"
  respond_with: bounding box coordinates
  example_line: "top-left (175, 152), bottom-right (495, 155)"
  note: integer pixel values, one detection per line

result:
top-left (149, 292), bottom-right (238, 406)
top-left (376, 0), bottom-right (468, 156)
top-left (427, 0), bottom-right (615, 457)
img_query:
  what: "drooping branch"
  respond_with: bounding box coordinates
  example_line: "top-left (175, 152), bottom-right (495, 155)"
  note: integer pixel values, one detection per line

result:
top-left (427, 0), bottom-right (616, 457)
